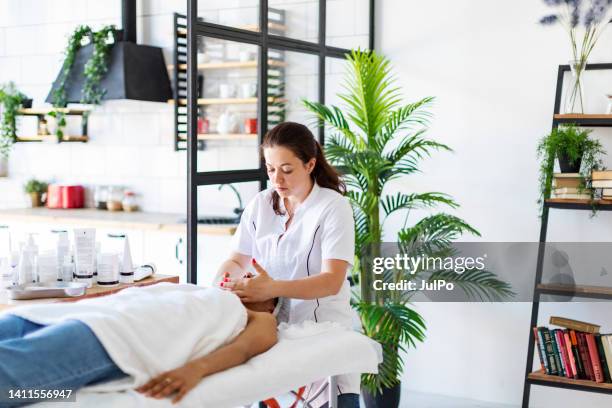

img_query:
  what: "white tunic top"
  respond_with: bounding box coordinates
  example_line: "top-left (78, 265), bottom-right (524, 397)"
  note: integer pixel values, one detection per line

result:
top-left (232, 182), bottom-right (356, 328)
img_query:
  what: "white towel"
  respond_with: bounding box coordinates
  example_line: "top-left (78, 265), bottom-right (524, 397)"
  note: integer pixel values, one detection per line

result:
top-left (9, 283), bottom-right (248, 391)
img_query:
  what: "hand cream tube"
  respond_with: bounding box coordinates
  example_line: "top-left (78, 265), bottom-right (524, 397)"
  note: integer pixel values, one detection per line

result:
top-left (73, 228), bottom-right (95, 288)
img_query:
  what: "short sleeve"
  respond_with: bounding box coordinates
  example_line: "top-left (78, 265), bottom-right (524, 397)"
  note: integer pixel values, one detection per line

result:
top-left (320, 197), bottom-right (355, 266)
top-left (231, 199), bottom-right (256, 256)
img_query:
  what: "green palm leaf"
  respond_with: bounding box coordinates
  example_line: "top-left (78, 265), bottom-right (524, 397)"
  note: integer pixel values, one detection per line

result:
top-left (398, 213), bottom-right (481, 246)
top-left (340, 50), bottom-right (400, 143)
top-left (381, 192), bottom-right (458, 217)
top-left (375, 98), bottom-right (434, 153)
top-left (427, 269), bottom-right (516, 301)
top-left (356, 302), bottom-right (426, 393)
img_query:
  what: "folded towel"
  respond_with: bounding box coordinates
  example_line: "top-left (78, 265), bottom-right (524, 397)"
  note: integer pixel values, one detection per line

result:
top-left (9, 283), bottom-right (248, 391)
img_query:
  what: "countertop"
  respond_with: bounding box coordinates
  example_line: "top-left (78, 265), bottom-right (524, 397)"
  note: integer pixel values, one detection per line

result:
top-left (0, 208), bottom-right (236, 235)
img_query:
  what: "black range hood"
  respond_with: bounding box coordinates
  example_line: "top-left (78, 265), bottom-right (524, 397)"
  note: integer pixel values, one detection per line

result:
top-left (46, 0), bottom-right (172, 104)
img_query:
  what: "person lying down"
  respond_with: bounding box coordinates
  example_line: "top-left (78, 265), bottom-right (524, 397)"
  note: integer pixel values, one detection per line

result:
top-left (0, 283), bottom-right (278, 407)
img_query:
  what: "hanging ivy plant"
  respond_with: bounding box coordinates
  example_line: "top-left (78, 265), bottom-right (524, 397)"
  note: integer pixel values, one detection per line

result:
top-left (83, 25), bottom-right (116, 105)
top-left (50, 25), bottom-right (116, 140)
top-left (0, 82), bottom-right (27, 159)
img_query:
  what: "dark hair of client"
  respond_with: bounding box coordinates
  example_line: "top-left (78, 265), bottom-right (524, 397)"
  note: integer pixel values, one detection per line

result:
top-left (261, 121), bottom-right (345, 216)
top-left (243, 298), bottom-right (278, 314)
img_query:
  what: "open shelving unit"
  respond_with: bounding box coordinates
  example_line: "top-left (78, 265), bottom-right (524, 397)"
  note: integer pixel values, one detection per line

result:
top-left (521, 63), bottom-right (612, 407)
top-left (170, 12), bottom-right (287, 151)
top-left (15, 108), bottom-right (90, 143)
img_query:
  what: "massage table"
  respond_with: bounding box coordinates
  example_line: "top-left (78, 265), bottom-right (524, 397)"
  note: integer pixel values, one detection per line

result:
top-left (35, 321), bottom-right (382, 408)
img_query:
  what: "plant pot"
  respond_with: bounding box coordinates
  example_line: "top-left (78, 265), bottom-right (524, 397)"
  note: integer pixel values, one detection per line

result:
top-left (362, 383), bottom-right (401, 408)
top-left (21, 98), bottom-right (33, 109)
top-left (0, 156), bottom-right (7, 177)
top-left (557, 151), bottom-right (582, 173)
top-left (28, 192), bottom-right (42, 207)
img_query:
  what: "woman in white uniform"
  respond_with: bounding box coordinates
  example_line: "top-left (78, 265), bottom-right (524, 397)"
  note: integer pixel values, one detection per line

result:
top-left (217, 122), bottom-right (360, 408)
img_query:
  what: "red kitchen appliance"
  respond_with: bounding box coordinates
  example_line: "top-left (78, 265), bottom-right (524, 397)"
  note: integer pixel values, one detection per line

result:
top-left (47, 185), bottom-right (85, 209)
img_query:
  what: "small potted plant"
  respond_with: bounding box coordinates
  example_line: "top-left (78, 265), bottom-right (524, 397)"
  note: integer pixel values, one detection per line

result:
top-left (537, 124), bottom-right (605, 206)
top-left (0, 82), bottom-right (29, 176)
top-left (24, 179), bottom-right (48, 208)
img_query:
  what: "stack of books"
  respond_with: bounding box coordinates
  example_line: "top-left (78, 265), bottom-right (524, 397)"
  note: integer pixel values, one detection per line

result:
top-left (552, 173), bottom-right (590, 199)
top-left (534, 317), bottom-right (612, 383)
top-left (591, 170), bottom-right (612, 200)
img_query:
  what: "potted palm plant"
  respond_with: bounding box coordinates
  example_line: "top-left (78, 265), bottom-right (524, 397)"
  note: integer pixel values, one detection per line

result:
top-left (304, 50), bottom-right (514, 408)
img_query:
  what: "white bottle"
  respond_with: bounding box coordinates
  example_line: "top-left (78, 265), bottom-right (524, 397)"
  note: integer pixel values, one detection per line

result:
top-left (10, 251), bottom-right (19, 285)
top-left (0, 258), bottom-right (11, 288)
top-left (61, 255), bottom-right (74, 283)
top-left (18, 235), bottom-right (38, 284)
top-left (54, 231), bottom-right (70, 281)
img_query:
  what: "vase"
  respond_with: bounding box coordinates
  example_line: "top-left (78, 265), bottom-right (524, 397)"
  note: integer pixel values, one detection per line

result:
top-left (362, 383), bottom-right (401, 408)
top-left (28, 192), bottom-right (42, 208)
top-left (557, 150), bottom-right (582, 173)
top-left (564, 59), bottom-right (587, 114)
top-left (0, 156), bottom-right (7, 177)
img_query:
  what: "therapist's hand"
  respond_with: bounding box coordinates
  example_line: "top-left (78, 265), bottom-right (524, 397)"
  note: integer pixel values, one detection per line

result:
top-left (226, 259), bottom-right (275, 302)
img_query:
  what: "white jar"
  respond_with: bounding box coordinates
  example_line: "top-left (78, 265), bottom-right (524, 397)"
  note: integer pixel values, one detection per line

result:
top-left (97, 253), bottom-right (120, 287)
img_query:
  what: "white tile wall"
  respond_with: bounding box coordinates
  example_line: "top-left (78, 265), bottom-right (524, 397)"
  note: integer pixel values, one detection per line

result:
top-left (0, 0), bottom-right (363, 215)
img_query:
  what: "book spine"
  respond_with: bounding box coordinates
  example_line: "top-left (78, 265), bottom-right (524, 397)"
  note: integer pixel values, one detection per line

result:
top-left (603, 335), bottom-right (612, 382)
top-left (594, 334), bottom-right (611, 383)
top-left (585, 333), bottom-right (604, 383)
top-left (554, 329), bottom-right (571, 378)
top-left (570, 330), bottom-right (585, 379)
top-left (550, 317), bottom-right (599, 334)
top-left (564, 330), bottom-right (578, 379)
top-left (550, 329), bottom-right (566, 377)
top-left (533, 327), bottom-right (547, 373)
top-left (577, 332), bottom-right (595, 381)
top-left (541, 328), bottom-right (559, 375)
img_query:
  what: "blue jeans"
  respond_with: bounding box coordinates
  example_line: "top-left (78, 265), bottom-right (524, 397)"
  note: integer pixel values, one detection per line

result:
top-left (0, 315), bottom-right (127, 407)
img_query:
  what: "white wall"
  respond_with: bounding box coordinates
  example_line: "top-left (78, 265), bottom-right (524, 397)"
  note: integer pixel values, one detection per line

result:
top-left (378, 0), bottom-right (612, 406)
top-left (0, 0), bottom-right (187, 213)
top-left (0, 0), bottom-right (364, 217)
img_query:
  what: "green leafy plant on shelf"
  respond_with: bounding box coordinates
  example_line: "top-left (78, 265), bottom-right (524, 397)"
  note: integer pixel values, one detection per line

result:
top-left (23, 178), bottom-right (48, 194)
top-left (23, 178), bottom-right (48, 207)
top-left (50, 25), bottom-right (116, 140)
top-left (304, 49), bottom-right (514, 400)
top-left (0, 82), bottom-right (27, 159)
top-left (536, 124), bottom-right (605, 213)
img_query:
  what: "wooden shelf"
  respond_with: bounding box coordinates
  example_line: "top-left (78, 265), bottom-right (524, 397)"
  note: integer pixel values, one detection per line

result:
top-left (178, 133), bottom-right (257, 141)
top-left (545, 198), bottom-right (612, 210)
top-left (16, 135), bottom-right (88, 143)
top-left (169, 59), bottom-right (286, 71)
top-left (170, 97), bottom-right (286, 106)
top-left (527, 370), bottom-right (612, 393)
top-left (537, 283), bottom-right (612, 300)
top-left (553, 114), bottom-right (612, 127)
top-left (18, 108), bottom-right (90, 115)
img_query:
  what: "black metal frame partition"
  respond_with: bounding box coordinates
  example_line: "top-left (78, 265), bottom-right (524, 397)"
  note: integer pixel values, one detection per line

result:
top-left (186, 0), bottom-right (376, 284)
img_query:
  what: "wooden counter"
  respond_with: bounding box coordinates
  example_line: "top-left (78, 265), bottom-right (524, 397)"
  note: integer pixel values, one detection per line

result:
top-left (0, 274), bottom-right (179, 313)
top-left (0, 208), bottom-right (236, 235)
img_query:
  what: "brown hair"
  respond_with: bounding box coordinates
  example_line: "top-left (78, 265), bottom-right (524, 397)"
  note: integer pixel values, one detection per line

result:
top-left (262, 122), bottom-right (345, 215)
